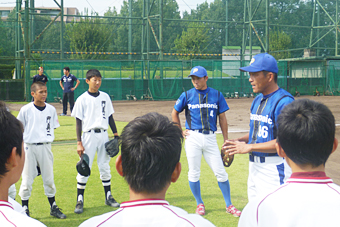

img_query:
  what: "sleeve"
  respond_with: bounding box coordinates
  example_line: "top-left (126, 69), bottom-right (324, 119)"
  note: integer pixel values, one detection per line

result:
top-left (53, 107), bottom-right (60, 129)
top-left (60, 76), bottom-right (63, 82)
top-left (45, 75), bottom-right (48, 82)
top-left (218, 91), bottom-right (229, 114)
top-left (173, 92), bottom-right (187, 113)
top-left (71, 96), bottom-right (83, 120)
top-left (32, 76), bottom-right (36, 83)
top-left (106, 94), bottom-right (114, 116)
top-left (17, 108), bottom-right (26, 128)
top-left (72, 75), bottom-right (78, 81)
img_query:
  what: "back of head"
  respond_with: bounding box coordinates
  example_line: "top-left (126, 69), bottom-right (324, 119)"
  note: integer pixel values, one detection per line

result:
top-left (31, 81), bottom-right (46, 93)
top-left (120, 112), bottom-right (183, 193)
top-left (277, 99), bottom-right (335, 167)
top-left (86, 69), bottom-right (102, 80)
top-left (0, 102), bottom-right (23, 178)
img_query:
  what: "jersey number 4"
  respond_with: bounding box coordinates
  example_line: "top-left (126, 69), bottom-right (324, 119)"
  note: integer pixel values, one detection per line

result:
top-left (257, 125), bottom-right (268, 138)
top-left (210, 110), bottom-right (214, 117)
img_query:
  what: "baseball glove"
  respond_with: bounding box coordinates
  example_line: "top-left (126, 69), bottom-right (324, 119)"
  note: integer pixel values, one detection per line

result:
top-left (221, 149), bottom-right (234, 167)
top-left (105, 136), bottom-right (120, 158)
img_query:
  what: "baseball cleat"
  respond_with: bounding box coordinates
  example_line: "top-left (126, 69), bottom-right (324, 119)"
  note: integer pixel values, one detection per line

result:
top-left (195, 203), bottom-right (205, 216)
top-left (226, 205), bottom-right (241, 217)
top-left (59, 113), bottom-right (66, 116)
top-left (74, 200), bottom-right (84, 214)
top-left (23, 205), bottom-right (30, 217)
top-left (50, 205), bottom-right (66, 219)
top-left (105, 195), bottom-right (120, 207)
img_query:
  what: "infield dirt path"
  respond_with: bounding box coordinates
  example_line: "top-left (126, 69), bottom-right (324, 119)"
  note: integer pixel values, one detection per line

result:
top-left (7, 95), bottom-right (340, 184)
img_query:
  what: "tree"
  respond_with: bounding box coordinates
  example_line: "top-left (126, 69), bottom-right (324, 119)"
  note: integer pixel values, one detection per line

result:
top-left (269, 30), bottom-right (292, 60)
top-left (173, 22), bottom-right (209, 59)
top-left (65, 12), bottom-right (112, 59)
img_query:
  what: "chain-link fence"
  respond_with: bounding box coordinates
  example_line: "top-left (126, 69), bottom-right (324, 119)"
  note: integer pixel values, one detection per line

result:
top-left (2, 59), bottom-right (340, 101)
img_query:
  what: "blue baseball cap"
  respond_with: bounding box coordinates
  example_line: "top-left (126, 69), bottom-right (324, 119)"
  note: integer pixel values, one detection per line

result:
top-left (188, 66), bottom-right (207, 78)
top-left (239, 53), bottom-right (278, 74)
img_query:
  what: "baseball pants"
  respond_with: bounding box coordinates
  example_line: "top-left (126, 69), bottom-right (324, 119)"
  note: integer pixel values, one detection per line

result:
top-left (77, 130), bottom-right (111, 184)
top-left (19, 143), bottom-right (56, 200)
top-left (185, 131), bottom-right (228, 182)
top-left (62, 92), bottom-right (75, 114)
top-left (247, 156), bottom-right (292, 201)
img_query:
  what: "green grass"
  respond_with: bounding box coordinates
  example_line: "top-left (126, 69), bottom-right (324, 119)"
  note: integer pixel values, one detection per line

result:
top-left (11, 112), bottom-right (248, 227)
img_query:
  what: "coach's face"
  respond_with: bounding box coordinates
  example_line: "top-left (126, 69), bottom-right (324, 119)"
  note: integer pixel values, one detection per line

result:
top-left (248, 71), bottom-right (271, 95)
top-left (191, 75), bottom-right (208, 90)
top-left (86, 76), bottom-right (102, 93)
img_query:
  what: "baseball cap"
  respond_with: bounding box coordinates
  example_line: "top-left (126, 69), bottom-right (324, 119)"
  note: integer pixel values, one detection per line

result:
top-left (239, 53), bottom-right (278, 74)
top-left (188, 66), bottom-right (207, 78)
top-left (76, 153), bottom-right (91, 177)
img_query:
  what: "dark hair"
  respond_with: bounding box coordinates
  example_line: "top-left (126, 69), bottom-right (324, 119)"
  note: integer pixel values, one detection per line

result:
top-left (0, 102), bottom-right (23, 177)
top-left (120, 112), bottom-right (183, 193)
top-left (86, 69), bottom-right (102, 80)
top-left (277, 99), bottom-right (335, 167)
top-left (263, 71), bottom-right (278, 83)
top-left (63, 67), bottom-right (70, 72)
top-left (31, 81), bottom-right (46, 93)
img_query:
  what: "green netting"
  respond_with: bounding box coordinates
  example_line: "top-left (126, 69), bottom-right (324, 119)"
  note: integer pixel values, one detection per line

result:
top-left (2, 58), bottom-right (338, 102)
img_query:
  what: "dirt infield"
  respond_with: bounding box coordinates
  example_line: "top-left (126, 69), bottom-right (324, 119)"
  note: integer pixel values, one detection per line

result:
top-left (7, 95), bottom-right (340, 184)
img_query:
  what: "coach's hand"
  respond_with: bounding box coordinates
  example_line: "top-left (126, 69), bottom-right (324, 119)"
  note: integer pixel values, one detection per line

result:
top-left (77, 141), bottom-right (85, 157)
top-left (182, 129), bottom-right (190, 139)
top-left (222, 140), bottom-right (251, 155)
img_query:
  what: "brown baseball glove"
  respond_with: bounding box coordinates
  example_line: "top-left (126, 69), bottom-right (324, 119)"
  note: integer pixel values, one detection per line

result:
top-left (221, 149), bottom-right (234, 167)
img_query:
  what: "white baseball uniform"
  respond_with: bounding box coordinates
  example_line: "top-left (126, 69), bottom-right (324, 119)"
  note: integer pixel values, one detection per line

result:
top-left (238, 172), bottom-right (340, 227)
top-left (8, 184), bottom-right (16, 200)
top-left (71, 91), bottom-right (114, 184)
top-left (79, 199), bottom-right (216, 227)
top-left (8, 197), bottom-right (27, 215)
top-left (0, 200), bottom-right (46, 226)
top-left (17, 103), bottom-right (59, 200)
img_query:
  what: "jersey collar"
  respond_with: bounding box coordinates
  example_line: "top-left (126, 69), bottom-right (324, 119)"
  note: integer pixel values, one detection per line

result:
top-left (120, 199), bottom-right (169, 208)
top-left (196, 87), bottom-right (210, 95)
top-left (0, 200), bottom-right (14, 210)
top-left (286, 171), bottom-right (333, 184)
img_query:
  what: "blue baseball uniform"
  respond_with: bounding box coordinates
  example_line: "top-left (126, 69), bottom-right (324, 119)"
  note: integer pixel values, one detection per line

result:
top-left (174, 85), bottom-right (241, 216)
top-left (174, 87), bottom-right (229, 132)
top-left (247, 88), bottom-right (294, 200)
top-left (61, 74), bottom-right (78, 115)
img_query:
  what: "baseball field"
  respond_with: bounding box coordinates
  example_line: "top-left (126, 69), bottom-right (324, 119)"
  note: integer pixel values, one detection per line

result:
top-left (7, 95), bottom-right (340, 227)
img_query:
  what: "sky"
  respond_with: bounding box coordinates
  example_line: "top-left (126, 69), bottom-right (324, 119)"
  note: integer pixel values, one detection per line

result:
top-left (0, 0), bottom-right (215, 16)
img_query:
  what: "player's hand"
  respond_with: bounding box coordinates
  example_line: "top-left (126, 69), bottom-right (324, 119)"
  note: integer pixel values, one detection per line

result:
top-left (222, 141), bottom-right (252, 155)
top-left (182, 129), bottom-right (190, 139)
top-left (71, 88), bottom-right (75, 91)
top-left (77, 141), bottom-right (85, 157)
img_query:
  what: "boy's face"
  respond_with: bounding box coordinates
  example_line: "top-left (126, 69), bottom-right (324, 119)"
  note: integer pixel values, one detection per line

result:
top-left (39, 67), bottom-right (44, 75)
top-left (191, 75), bottom-right (208, 90)
top-left (31, 86), bottom-right (47, 103)
top-left (86, 76), bottom-right (102, 93)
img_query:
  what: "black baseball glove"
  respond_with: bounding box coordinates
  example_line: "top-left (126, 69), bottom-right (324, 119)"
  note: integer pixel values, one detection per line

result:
top-left (221, 149), bottom-right (234, 167)
top-left (105, 136), bottom-right (120, 158)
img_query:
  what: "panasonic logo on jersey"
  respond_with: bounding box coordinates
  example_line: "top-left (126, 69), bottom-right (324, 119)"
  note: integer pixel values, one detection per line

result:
top-left (250, 113), bottom-right (273, 124)
top-left (188, 103), bottom-right (218, 109)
